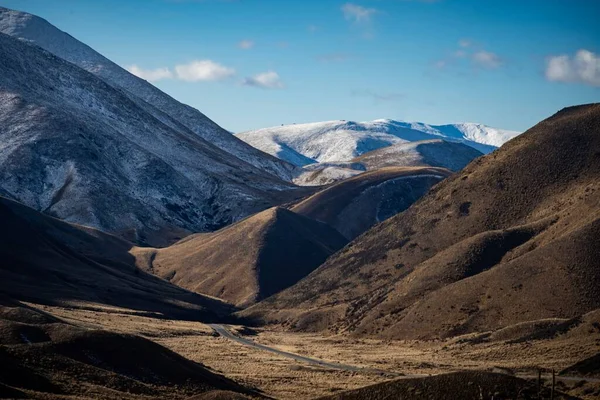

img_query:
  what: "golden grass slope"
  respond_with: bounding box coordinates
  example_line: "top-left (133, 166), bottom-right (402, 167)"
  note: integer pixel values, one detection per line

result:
top-left (133, 207), bottom-right (348, 307)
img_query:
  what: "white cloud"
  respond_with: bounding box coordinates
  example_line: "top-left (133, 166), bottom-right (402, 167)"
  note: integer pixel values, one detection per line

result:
top-left (342, 3), bottom-right (377, 23)
top-left (238, 39), bottom-right (254, 49)
top-left (242, 71), bottom-right (284, 89)
top-left (127, 65), bottom-right (173, 82)
top-left (545, 49), bottom-right (600, 87)
top-left (472, 50), bottom-right (502, 69)
top-left (307, 25), bottom-right (319, 33)
top-left (174, 60), bottom-right (236, 81)
top-left (458, 39), bottom-right (471, 48)
top-left (434, 59), bottom-right (447, 69)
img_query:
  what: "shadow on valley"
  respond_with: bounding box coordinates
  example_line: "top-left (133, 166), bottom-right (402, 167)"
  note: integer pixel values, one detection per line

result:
top-left (0, 298), bottom-right (259, 399)
top-left (0, 196), bottom-right (243, 323)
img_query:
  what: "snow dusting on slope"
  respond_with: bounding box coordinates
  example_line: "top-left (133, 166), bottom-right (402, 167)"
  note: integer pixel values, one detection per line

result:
top-left (237, 119), bottom-right (520, 167)
top-left (0, 6), bottom-right (296, 181)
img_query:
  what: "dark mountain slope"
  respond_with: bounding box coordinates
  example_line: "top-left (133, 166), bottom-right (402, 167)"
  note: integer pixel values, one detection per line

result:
top-left (0, 301), bottom-right (257, 399)
top-left (315, 371), bottom-right (569, 400)
top-left (0, 196), bottom-right (232, 320)
top-left (242, 104), bottom-right (600, 339)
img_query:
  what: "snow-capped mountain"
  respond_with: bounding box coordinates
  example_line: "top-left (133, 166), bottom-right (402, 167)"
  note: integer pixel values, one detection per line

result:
top-left (0, 31), bottom-right (303, 246)
top-left (236, 119), bottom-right (520, 167)
top-left (0, 6), bottom-right (296, 181)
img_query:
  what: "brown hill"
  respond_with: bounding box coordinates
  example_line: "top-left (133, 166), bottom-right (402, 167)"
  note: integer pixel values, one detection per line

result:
top-left (242, 104), bottom-right (600, 339)
top-left (0, 300), bottom-right (257, 399)
top-left (561, 353), bottom-right (600, 378)
top-left (351, 139), bottom-right (483, 172)
top-left (291, 167), bottom-right (451, 239)
top-left (315, 371), bottom-right (572, 400)
top-left (133, 207), bottom-right (348, 307)
top-left (0, 196), bottom-right (232, 320)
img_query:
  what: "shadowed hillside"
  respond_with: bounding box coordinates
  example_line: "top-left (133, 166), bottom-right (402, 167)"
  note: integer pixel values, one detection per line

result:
top-left (315, 371), bottom-right (574, 400)
top-left (0, 196), bottom-right (233, 320)
top-left (0, 300), bottom-right (258, 399)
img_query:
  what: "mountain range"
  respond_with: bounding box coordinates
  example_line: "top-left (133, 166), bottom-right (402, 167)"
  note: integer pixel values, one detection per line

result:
top-left (242, 104), bottom-right (600, 340)
top-left (1, 4), bottom-right (598, 400)
top-left (236, 119), bottom-right (520, 167)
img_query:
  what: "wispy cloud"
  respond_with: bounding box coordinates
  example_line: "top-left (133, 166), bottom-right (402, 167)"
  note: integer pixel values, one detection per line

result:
top-left (238, 39), bottom-right (255, 50)
top-left (472, 50), bottom-right (503, 69)
top-left (307, 25), bottom-right (320, 33)
top-left (242, 71), bottom-right (284, 89)
top-left (434, 39), bottom-right (503, 71)
top-left (127, 65), bottom-right (173, 82)
top-left (175, 60), bottom-right (236, 81)
top-left (458, 38), bottom-right (472, 48)
top-left (342, 3), bottom-right (378, 23)
top-left (545, 49), bottom-right (600, 87)
top-left (352, 89), bottom-right (403, 102)
top-left (128, 60), bottom-right (235, 82)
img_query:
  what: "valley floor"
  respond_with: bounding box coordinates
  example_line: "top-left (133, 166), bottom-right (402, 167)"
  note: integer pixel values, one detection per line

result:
top-left (31, 302), bottom-right (600, 399)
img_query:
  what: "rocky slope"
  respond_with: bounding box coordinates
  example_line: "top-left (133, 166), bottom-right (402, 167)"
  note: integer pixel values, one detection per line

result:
top-left (0, 32), bottom-right (305, 246)
top-left (0, 6), bottom-right (296, 181)
top-left (133, 207), bottom-right (348, 307)
top-left (242, 104), bottom-right (600, 340)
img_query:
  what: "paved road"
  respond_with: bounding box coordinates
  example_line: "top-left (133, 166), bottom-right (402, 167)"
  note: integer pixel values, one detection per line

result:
top-left (209, 324), bottom-right (600, 384)
top-left (208, 324), bottom-right (404, 377)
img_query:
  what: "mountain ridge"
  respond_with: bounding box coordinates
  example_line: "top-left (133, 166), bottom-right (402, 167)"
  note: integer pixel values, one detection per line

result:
top-left (0, 31), bottom-right (306, 246)
top-left (236, 119), bottom-right (520, 167)
top-left (0, 6), bottom-right (297, 181)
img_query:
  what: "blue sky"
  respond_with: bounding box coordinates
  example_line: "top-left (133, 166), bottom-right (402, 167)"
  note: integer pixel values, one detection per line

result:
top-left (3, 0), bottom-right (599, 132)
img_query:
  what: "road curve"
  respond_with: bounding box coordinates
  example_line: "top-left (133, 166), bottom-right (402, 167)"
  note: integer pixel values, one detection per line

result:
top-left (208, 324), bottom-right (403, 377)
top-left (209, 324), bottom-right (600, 384)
